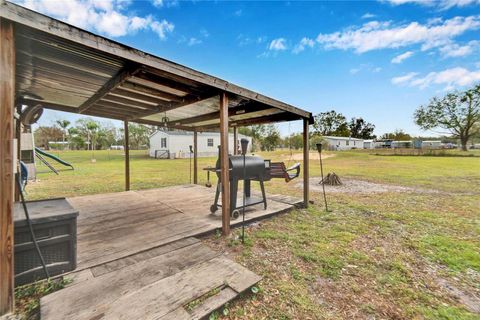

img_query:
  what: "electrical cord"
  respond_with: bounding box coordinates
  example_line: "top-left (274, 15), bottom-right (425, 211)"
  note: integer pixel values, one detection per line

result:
top-left (16, 172), bottom-right (50, 279)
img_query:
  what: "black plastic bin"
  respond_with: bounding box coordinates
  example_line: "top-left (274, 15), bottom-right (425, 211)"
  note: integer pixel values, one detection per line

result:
top-left (14, 198), bottom-right (78, 286)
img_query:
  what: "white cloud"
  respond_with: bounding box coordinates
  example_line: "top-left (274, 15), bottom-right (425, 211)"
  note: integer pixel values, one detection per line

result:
top-left (361, 13), bottom-right (377, 19)
top-left (187, 37), bottom-right (202, 46)
top-left (234, 9), bottom-right (243, 17)
top-left (350, 68), bottom-right (361, 74)
top-left (392, 67), bottom-right (480, 89)
top-left (384, 0), bottom-right (480, 9)
top-left (349, 64), bottom-right (382, 75)
top-left (200, 29), bottom-right (210, 38)
top-left (268, 38), bottom-right (287, 51)
top-left (151, 20), bottom-right (174, 39)
top-left (292, 37), bottom-right (315, 54)
top-left (391, 51), bottom-right (414, 63)
top-left (16, 0), bottom-right (174, 39)
top-left (438, 40), bottom-right (479, 57)
top-left (152, 0), bottom-right (179, 8)
top-left (316, 16), bottom-right (480, 53)
top-left (391, 72), bottom-right (419, 84)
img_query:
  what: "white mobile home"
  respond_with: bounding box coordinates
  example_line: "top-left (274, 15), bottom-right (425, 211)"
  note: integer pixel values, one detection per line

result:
top-left (421, 140), bottom-right (442, 149)
top-left (323, 136), bottom-right (364, 151)
top-left (149, 130), bottom-right (252, 159)
top-left (363, 140), bottom-right (375, 149)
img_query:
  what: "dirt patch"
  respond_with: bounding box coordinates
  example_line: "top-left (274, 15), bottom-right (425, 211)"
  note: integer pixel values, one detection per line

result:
top-left (291, 152), bottom-right (335, 161)
top-left (297, 177), bottom-right (439, 194)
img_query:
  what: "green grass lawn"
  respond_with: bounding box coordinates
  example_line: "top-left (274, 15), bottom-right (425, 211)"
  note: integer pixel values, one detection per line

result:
top-left (22, 149), bottom-right (480, 319)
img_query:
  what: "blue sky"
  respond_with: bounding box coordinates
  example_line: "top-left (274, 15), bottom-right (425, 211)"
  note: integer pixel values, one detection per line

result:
top-left (16, 0), bottom-right (480, 137)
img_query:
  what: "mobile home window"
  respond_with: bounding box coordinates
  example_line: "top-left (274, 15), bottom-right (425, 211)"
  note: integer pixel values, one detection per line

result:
top-left (161, 137), bottom-right (167, 148)
top-left (346, 140), bottom-right (350, 146)
top-left (207, 138), bottom-right (214, 147)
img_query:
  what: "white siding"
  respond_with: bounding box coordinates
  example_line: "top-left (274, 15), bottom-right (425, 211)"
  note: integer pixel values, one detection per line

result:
top-left (149, 131), bottom-right (252, 158)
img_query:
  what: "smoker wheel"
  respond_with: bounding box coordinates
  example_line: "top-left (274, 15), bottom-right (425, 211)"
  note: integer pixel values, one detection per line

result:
top-left (210, 204), bottom-right (218, 213)
top-left (231, 210), bottom-right (240, 220)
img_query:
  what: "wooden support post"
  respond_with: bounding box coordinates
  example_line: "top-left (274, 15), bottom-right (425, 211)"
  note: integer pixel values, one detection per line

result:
top-left (233, 126), bottom-right (238, 155)
top-left (193, 130), bottom-right (198, 184)
top-left (303, 118), bottom-right (309, 208)
top-left (219, 93), bottom-right (230, 235)
top-left (124, 121), bottom-right (130, 191)
top-left (0, 18), bottom-right (15, 316)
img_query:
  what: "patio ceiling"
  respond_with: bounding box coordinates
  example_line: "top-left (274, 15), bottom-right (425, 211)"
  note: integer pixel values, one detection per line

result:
top-left (3, 1), bottom-right (313, 131)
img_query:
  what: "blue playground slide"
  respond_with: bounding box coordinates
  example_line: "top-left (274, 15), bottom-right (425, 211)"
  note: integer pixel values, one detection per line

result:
top-left (35, 147), bottom-right (74, 170)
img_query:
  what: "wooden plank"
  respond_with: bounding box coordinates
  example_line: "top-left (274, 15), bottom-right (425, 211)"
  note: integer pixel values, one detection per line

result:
top-left (303, 118), bottom-right (309, 208)
top-left (219, 93), bottom-right (230, 235)
top-left (197, 111), bottom-right (301, 131)
top-left (193, 130), bottom-right (198, 184)
top-left (41, 241), bottom-right (220, 320)
top-left (113, 86), bottom-right (177, 104)
top-left (130, 93), bottom-right (218, 121)
top-left (0, 18), bottom-right (15, 316)
top-left (0, 2), bottom-right (311, 119)
top-left (97, 256), bottom-right (259, 319)
top-left (187, 287), bottom-right (237, 320)
top-left (102, 93), bottom-right (159, 109)
top-left (167, 102), bottom-right (268, 127)
top-left (90, 237), bottom-right (200, 277)
top-left (78, 64), bottom-right (137, 113)
top-left (124, 121), bottom-right (130, 191)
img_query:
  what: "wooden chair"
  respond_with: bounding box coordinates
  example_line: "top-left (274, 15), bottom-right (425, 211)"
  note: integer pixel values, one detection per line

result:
top-left (269, 162), bottom-right (301, 182)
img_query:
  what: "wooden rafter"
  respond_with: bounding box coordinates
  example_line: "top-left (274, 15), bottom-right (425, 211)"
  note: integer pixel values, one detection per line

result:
top-left (128, 93), bottom-right (219, 121)
top-left (119, 82), bottom-right (184, 102)
top-left (198, 112), bottom-right (301, 130)
top-left (167, 101), bottom-right (271, 127)
top-left (78, 63), bottom-right (139, 113)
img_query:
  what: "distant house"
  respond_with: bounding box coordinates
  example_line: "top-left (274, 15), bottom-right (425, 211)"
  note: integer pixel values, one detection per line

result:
top-left (363, 140), bottom-right (375, 149)
top-left (149, 130), bottom-right (252, 159)
top-left (392, 141), bottom-right (412, 148)
top-left (421, 140), bottom-right (442, 149)
top-left (323, 136), bottom-right (364, 151)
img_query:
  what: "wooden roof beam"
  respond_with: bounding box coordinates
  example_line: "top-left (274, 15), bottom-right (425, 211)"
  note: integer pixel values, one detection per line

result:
top-left (128, 93), bottom-right (219, 121)
top-left (167, 101), bottom-right (271, 126)
top-left (78, 63), bottom-right (139, 114)
top-left (117, 83), bottom-right (183, 102)
top-left (198, 112), bottom-right (302, 130)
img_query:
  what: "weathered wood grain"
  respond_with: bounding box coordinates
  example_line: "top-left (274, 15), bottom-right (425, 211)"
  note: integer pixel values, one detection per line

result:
top-left (0, 18), bottom-right (15, 316)
top-left (41, 241), bottom-right (221, 320)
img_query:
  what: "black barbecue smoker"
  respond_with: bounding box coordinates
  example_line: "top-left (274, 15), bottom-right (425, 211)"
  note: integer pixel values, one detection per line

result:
top-left (207, 142), bottom-right (301, 219)
top-left (209, 146), bottom-right (268, 219)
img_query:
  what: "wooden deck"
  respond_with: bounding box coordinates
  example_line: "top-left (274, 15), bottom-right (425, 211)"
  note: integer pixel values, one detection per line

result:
top-left (40, 185), bottom-right (301, 319)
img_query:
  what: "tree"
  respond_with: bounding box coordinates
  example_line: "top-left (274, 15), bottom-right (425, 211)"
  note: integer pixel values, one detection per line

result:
top-left (284, 133), bottom-right (303, 150)
top-left (75, 118), bottom-right (99, 150)
top-left (55, 119), bottom-right (70, 144)
top-left (414, 84), bottom-right (480, 151)
top-left (309, 134), bottom-right (327, 150)
top-left (382, 129), bottom-right (411, 141)
top-left (122, 123), bottom-right (152, 150)
top-left (34, 126), bottom-right (63, 149)
top-left (349, 117), bottom-right (376, 139)
top-left (260, 124), bottom-right (281, 151)
top-left (238, 124), bottom-right (281, 151)
top-left (313, 110), bottom-right (350, 137)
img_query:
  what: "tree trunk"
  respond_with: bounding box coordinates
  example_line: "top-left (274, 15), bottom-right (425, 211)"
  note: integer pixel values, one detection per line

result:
top-left (460, 136), bottom-right (468, 151)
